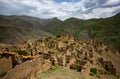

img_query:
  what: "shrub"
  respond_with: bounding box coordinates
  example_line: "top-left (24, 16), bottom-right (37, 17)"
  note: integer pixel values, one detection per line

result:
top-left (64, 40), bottom-right (68, 43)
top-left (56, 35), bottom-right (61, 38)
top-left (71, 51), bottom-right (75, 56)
top-left (45, 37), bottom-right (52, 42)
top-left (14, 50), bottom-right (29, 56)
top-left (76, 66), bottom-right (81, 72)
top-left (90, 68), bottom-right (97, 74)
top-left (0, 72), bottom-right (6, 78)
top-left (37, 39), bottom-right (42, 42)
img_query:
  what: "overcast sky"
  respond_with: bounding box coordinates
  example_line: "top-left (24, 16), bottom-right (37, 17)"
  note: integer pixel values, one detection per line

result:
top-left (0, 0), bottom-right (120, 20)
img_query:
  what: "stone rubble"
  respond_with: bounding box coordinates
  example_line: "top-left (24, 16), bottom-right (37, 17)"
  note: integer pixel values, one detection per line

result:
top-left (0, 34), bottom-right (120, 79)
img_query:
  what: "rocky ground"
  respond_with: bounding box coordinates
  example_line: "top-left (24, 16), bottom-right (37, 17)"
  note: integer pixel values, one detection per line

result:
top-left (0, 35), bottom-right (120, 79)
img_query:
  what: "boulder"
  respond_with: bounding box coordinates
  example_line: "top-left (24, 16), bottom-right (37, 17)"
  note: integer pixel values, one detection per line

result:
top-left (0, 57), bottom-right (12, 74)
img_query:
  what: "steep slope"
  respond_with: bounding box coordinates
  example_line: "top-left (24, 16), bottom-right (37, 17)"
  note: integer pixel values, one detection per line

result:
top-left (43, 17), bottom-right (63, 34)
top-left (80, 13), bottom-right (120, 51)
top-left (0, 15), bottom-right (52, 44)
top-left (48, 13), bottom-right (120, 51)
top-left (0, 13), bottom-right (120, 51)
top-left (59, 17), bottom-right (84, 36)
top-left (45, 17), bottom-right (84, 36)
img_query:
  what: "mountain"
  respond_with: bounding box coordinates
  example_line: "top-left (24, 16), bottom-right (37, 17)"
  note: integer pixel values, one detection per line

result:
top-left (0, 13), bottom-right (120, 52)
top-left (43, 17), bottom-right (63, 34)
top-left (45, 13), bottom-right (120, 52)
top-left (0, 35), bottom-right (120, 79)
top-left (0, 15), bottom-right (52, 44)
top-left (43, 17), bottom-right (85, 35)
top-left (82, 13), bottom-right (120, 52)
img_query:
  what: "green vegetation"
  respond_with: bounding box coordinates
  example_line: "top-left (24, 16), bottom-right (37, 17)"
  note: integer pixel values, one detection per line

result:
top-left (71, 51), bottom-right (75, 56)
top-left (36, 66), bottom-right (99, 79)
top-left (45, 13), bottom-right (120, 52)
top-left (44, 17), bottom-right (63, 34)
top-left (0, 13), bottom-right (120, 52)
top-left (14, 50), bottom-right (30, 56)
top-left (0, 72), bottom-right (7, 78)
top-left (90, 68), bottom-right (97, 74)
top-left (56, 35), bottom-right (61, 38)
top-left (64, 40), bottom-right (68, 43)
top-left (37, 39), bottom-right (43, 42)
top-left (0, 15), bottom-right (52, 44)
top-left (76, 66), bottom-right (81, 72)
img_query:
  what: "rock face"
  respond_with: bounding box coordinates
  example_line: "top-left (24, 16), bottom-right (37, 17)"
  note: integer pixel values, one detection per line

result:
top-left (0, 52), bottom-right (38, 75)
top-left (0, 34), bottom-right (120, 79)
top-left (3, 57), bottom-right (51, 79)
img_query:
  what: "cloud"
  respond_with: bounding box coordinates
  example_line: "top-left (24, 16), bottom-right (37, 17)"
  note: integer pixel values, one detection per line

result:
top-left (0, 0), bottom-right (120, 20)
top-left (102, 0), bottom-right (120, 7)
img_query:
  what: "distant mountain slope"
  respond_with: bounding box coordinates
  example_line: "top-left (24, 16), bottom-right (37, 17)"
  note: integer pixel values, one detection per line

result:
top-left (43, 17), bottom-right (63, 34)
top-left (44, 17), bottom-right (85, 36)
top-left (0, 13), bottom-right (120, 51)
top-left (81, 13), bottom-right (120, 52)
top-left (47, 13), bottom-right (120, 52)
top-left (0, 15), bottom-right (52, 44)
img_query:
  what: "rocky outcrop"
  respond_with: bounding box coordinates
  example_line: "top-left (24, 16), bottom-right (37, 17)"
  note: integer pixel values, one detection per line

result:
top-left (0, 52), bottom-right (39, 72)
top-left (3, 57), bottom-right (51, 79)
top-left (103, 61), bottom-right (116, 75)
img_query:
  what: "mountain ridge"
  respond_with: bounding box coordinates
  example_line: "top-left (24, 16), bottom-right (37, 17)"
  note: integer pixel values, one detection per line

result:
top-left (0, 13), bottom-right (120, 52)
top-left (0, 15), bottom-right (53, 44)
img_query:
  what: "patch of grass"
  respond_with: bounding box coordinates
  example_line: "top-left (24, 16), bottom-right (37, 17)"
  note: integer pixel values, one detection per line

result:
top-left (37, 39), bottom-right (43, 42)
top-left (71, 51), bottom-right (75, 56)
top-left (45, 37), bottom-right (52, 42)
top-left (14, 50), bottom-right (30, 56)
top-left (48, 47), bottom-right (59, 52)
top-left (90, 68), bottom-right (97, 74)
top-left (36, 66), bottom-right (99, 79)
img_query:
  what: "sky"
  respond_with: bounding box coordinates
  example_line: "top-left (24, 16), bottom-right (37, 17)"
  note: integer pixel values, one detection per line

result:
top-left (0, 0), bottom-right (120, 20)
